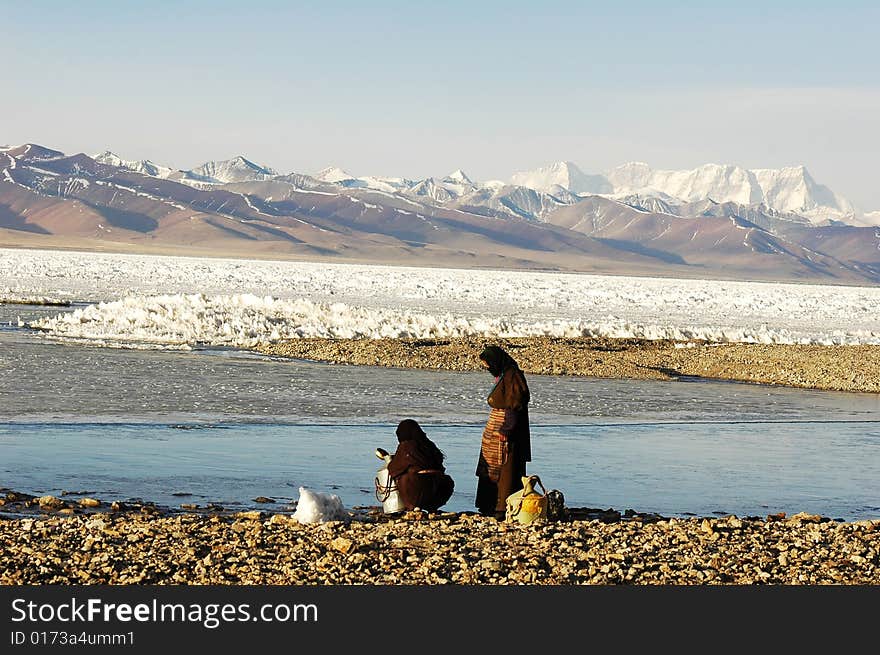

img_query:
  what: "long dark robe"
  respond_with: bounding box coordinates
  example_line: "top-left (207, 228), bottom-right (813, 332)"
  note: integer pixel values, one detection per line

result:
top-left (388, 422), bottom-right (454, 512)
top-left (475, 350), bottom-right (531, 516)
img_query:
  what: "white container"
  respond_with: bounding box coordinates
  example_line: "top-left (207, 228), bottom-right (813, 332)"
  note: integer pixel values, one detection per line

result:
top-left (374, 448), bottom-right (405, 513)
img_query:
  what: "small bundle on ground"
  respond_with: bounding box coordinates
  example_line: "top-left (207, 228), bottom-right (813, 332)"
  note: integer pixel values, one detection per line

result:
top-left (292, 487), bottom-right (348, 523)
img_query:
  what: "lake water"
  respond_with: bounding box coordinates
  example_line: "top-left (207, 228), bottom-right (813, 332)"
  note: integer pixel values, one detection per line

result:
top-left (2, 303), bottom-right (879, 520)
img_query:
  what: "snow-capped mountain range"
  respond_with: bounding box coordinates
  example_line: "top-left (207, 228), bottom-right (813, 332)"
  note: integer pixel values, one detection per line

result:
top-left (3, 142), bottom-right (880, 285)
top-left (93, 151), bottom-right (277, 187)
top-left (91, 149), bottom-right (876, 227)
top-left (511, 160), bottom-right (868, 226)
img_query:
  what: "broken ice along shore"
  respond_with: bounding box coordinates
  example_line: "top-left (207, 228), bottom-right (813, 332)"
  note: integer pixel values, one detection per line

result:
top-left (3, 248), bottom-right (880, 350)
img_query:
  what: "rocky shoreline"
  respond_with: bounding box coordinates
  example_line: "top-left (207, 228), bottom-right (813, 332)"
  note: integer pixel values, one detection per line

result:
top-left (254, 336), bottom-right (880, 394)
top-left (1, 489), bottom-right (878, 585)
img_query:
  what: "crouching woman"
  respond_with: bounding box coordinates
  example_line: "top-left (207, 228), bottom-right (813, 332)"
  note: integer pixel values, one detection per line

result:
top-left (387, 419), bottom-right (454, 512)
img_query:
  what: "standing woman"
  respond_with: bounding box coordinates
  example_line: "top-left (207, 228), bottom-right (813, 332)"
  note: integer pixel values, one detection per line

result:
top-left (475, 345), bottom-right (531, 519)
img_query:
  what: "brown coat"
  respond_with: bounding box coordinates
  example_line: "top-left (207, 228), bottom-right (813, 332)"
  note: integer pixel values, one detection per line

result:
top-left (475, 360), bottom-right (531, 515)
top-left (388, 438), bottom-right (454, 512)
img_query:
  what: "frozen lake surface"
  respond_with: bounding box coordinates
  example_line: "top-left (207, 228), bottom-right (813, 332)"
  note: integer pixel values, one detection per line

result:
top-left (4, 247), bottom-right (880, 346)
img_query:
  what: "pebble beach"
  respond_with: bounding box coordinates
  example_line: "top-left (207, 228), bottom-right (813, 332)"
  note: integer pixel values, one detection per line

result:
top-left (1, 492), bottom-right (878, 585)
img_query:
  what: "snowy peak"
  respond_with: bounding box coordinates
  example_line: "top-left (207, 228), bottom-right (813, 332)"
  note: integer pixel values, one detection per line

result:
top-left (314, 166), bottom-right (356, 183)
top-left (510, 161), bottom-right (611, 195)
top-left (189, 156), bottom-right (277, 184)
top-left (442, 169), bottom-right (472, 184)
top-left (511, 161), bottom-right (581, 191)
top-left (92, 151), bottom-right (175, 179)
top-left (6, 143), bottom-right (66, 161)
top-left (614, 192), bottom-right (680, 216)
top-left (311, 167), bottom-right (414, 194)
top-left (604, 162), bottom-right (656, 190)
top-left (405, 170), bottom-right (480, 204)
top-left (751, 166), bottom-right (853, 220)
top-left (93, 151), bottom-right (128, 168)
top-left (407, 177), bottom-right (455, 203)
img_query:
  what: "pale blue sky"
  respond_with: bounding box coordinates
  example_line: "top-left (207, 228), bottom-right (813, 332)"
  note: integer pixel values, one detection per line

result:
top-left (3, 1), bottom-right (879, 209)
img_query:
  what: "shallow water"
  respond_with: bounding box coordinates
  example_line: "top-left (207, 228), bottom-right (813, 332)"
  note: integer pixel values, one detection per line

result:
top-left (2, 420), bottom-right (879, 520)
top-left (2, 303), bottom-right (879, 520)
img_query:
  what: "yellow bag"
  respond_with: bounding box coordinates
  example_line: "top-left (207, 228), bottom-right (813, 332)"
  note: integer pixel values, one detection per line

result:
top-left (505, 475), bottom-right (548, 524)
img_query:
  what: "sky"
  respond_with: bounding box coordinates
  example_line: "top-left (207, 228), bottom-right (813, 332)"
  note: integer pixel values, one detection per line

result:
top-left (3, 1), bottom-right (879, 209)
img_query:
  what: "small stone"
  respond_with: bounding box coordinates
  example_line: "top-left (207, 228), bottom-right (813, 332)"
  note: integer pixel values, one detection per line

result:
top-left (331, 537), bottom-right (355, 554)
top-left (37, 495), bottom-right (64, 509)
top-left (253, 497), bottom-right (275, 504)
top-left (269, 514), bottom-right (297, 526)
top-left (789, 512), bottom-right (823, 523)
top-left (79, 498), bottom-right (101, 508)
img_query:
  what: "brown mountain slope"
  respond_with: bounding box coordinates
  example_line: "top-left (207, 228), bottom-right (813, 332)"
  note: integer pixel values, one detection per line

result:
top-left (546, 196), bottom-right (876, 283)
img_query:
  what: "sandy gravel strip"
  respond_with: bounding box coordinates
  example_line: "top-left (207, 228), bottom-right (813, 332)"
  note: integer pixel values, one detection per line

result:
top-left (255, 336), bottom-right (880, 394)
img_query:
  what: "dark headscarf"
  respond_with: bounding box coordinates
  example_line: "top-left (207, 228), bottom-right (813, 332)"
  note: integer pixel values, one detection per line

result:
top-left (480, 345), bottom-right (530, 411)
top-left (396, 419), bottom-right (428, 442)
top-left (394, 419), bottom-right (445, 468)
top-left (479, 345), bottom-right (518, 377)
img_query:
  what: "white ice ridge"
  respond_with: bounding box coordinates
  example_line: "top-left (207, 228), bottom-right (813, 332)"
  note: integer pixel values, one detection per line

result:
top-left (27, 292), bottom-right (880, 349)
top-left (0, 292), bottom-right (70, 305)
